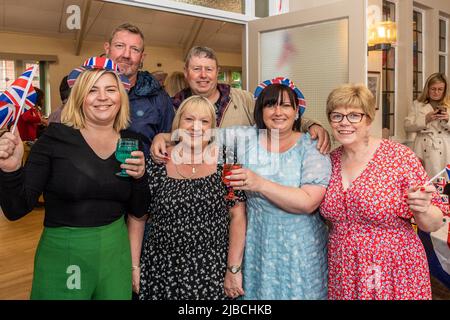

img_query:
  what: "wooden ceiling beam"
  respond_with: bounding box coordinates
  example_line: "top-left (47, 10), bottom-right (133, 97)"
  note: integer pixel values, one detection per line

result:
top-left (75, 0), bottom-right (92, 56)
top-left (182, 18), bottom-right (205, 60)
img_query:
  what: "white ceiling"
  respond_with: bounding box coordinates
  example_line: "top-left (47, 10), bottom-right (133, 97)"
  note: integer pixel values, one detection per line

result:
top-left (0, 0), bottom-right (243, 53)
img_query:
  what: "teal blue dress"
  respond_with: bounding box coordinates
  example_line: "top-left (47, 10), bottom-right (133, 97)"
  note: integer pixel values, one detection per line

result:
top-left (224, 126), bottom-right (331, 300)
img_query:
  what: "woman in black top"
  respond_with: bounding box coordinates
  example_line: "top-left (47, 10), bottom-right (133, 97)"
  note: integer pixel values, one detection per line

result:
top-left (0, 57), bottom-right (149, 299)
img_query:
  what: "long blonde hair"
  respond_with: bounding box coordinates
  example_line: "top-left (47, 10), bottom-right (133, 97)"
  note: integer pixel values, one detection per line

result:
top-left (417, 72), bottom-right (450, 107)
top-left (61, 69), bottom-right (130, 131)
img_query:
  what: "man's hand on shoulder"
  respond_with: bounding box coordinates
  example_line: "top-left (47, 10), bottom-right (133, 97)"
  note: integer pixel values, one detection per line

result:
top-left (308, 124), bottom-right (331, 154)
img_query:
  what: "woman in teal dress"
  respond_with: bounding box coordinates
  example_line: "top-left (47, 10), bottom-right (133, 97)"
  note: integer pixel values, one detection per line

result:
top-left (225, 78), bottom-right (331, 299)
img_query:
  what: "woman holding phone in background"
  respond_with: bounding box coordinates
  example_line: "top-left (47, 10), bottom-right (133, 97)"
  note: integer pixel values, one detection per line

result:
top-left (404, 72), bottom-right (450, 178)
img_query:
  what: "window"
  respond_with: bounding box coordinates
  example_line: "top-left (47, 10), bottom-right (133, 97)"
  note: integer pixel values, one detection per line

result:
top-left (0, 60), bottom-right (15, 92)
top-left (0, 59), bottom-right (49, 115)
top-left (413, 9), bottom-right (424, 100)
top-left (255, 0), bottom-right (269, 17)
top-left (218, 68), bottom-right (242, 89)
top-left (230, 71), bottom-right (242, 88)
top-left (24, 61), bottom-right (41, 89)
top-left (382, 0), bottom-right (396, 137)
top-left (439, 18), bottom-right (448, 76)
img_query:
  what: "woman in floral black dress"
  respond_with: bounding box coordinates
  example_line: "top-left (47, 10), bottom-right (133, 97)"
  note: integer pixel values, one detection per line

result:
top-left (128, 96), bottom-right (246, 300)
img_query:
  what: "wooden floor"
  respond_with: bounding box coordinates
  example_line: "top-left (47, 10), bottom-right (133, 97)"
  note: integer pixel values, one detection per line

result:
top-left (1, 207), bottom-right (449, 300)
top-left (0, 207), bottom-right (44, 300)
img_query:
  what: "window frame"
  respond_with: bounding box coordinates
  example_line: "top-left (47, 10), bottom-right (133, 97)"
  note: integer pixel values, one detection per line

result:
top-left (382, 0), bottom-right (397, 137)
top-left (0, 60), bottom-right (15, 92)
top-left (439, 16), bottom-right (448, 77)
top-left (413, 7), bottom-right (425, 101)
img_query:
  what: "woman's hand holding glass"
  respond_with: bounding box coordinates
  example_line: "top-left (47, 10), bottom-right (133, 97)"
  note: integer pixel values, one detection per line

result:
top-left (222, 163), bottom-right (243, 200)
top-left (0, 130), bottom-right (24, 173)
top-left (121, 150), bottom-right (146, 179)
top-left (225, 167), bottom-right (263, 192)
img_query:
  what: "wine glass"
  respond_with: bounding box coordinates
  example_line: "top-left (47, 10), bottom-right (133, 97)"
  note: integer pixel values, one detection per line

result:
top-left (222, 163), bottom-right (242, 200)
top-left (115, 138), bottom-right (139, 177)
top-left (222, 139), bottom-right (242, 200)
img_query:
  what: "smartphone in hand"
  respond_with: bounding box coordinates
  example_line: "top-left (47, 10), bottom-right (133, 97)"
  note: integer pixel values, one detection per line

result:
top-left (437, 107), bottom-right (446, 114)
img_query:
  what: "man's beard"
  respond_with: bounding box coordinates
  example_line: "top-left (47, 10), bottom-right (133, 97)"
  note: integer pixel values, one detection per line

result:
top-left (117, 61), bottom-right (137, 78)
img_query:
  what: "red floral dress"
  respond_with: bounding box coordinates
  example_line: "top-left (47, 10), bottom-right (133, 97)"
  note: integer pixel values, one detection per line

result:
top-left (320, 139), bottom-right (447, 300)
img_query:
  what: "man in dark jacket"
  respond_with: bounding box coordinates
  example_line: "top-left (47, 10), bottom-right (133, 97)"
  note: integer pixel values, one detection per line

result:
top-left (104, 23), bottom-right (174, 157)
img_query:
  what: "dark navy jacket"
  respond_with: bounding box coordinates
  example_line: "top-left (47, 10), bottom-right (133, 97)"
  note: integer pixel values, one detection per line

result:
top-left (128, 71), bottom-right (175, 157)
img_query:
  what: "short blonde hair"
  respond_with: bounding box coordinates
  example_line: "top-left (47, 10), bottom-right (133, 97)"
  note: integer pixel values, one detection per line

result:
top-left (61, 69), bottom-right (130, 131)
top-left (326, 83), bottom-right (376, 123)
top-left (171, 95), bottom-right (216, 132)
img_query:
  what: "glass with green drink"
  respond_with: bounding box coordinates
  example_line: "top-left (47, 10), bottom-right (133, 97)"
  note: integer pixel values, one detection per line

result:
top-left (115, 138), bottom-right (139, 177)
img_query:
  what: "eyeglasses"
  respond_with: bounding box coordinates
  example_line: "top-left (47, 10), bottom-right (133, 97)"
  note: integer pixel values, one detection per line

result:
top-left (329, 112), bottom-right (366, 123)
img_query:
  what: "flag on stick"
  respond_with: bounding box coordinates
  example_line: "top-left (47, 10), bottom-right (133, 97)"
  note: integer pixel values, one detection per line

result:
top-left (0, 66), bottom-right (37, 131)
top-left (427, 164), bottom-right (450, 185)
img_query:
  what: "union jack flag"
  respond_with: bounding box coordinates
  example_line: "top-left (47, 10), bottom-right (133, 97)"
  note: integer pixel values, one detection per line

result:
top-left (441, 194), bottom-right (449, 204)
top-left (0, 67), bottom-right (37, 129)
top-left (446, 164), bottom-right (450, 180)
top-left (436, 177), bottom-right (447, 194)
top-left (67, 56), bottom-right (130, 91)
top-left (254, 76), bottom-right (306, 115)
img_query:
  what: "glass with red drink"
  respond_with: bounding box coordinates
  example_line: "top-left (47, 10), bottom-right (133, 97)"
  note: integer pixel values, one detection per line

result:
top-left (222, 163), bottom-right (242, 200)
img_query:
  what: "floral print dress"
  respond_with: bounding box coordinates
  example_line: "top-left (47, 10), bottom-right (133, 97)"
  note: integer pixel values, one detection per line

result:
top-left (139, 157), bottom-right (245, 300)
top-left (320, 139), bottom-right (447, 300)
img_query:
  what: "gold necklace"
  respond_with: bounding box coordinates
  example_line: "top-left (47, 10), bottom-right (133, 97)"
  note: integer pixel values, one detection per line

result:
top-left (174, 163), bottom-right (197, 179)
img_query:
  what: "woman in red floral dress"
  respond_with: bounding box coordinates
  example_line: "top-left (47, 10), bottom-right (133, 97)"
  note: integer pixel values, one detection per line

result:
top-left (320, 84), bottom-right (447, 300)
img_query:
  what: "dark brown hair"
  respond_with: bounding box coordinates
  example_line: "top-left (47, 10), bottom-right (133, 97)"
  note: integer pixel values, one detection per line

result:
top-left (254, 84), bottom-right (301, 131)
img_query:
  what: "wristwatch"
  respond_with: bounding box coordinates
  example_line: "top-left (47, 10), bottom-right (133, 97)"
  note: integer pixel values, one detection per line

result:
top-left (227, 265), bottom-right (242, 274)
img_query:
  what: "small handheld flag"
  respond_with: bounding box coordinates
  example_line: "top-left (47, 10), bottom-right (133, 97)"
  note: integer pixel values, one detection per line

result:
top-left (11, 65), bottom-right (38, 134)
top-left (427, 164), bottom-right (450, 185)
top-left (435, 177), bottom-right (447, 194)
top-left (0, 66), bottom-right (37, 131)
